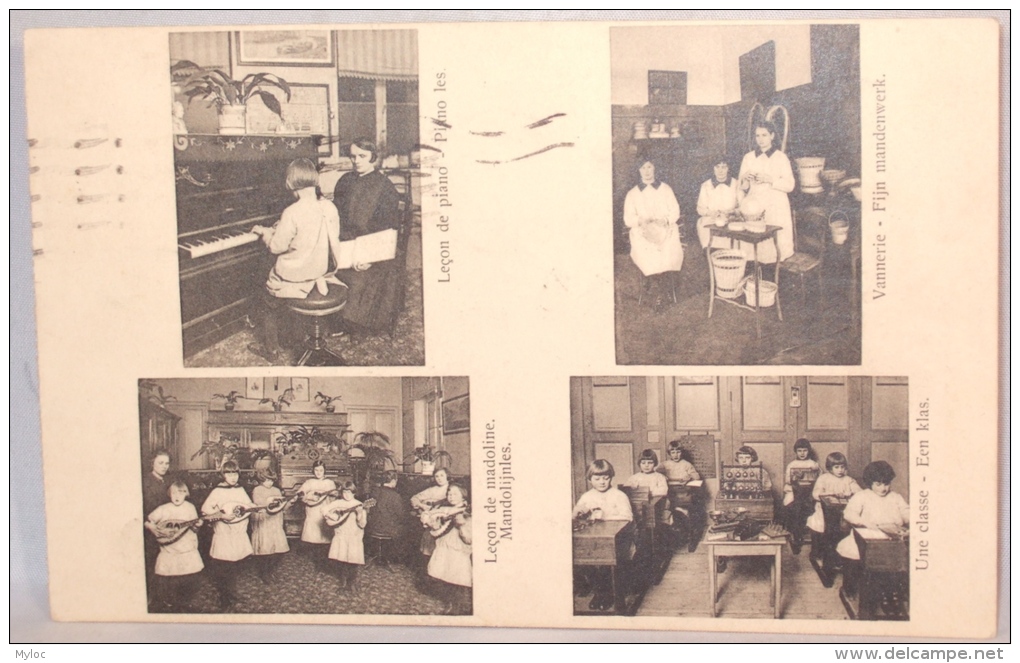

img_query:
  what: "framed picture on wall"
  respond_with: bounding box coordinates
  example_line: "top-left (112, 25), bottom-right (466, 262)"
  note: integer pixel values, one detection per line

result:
top-left (442, 394), bottom-right (470, 434)
top-left (234, 30), bottom-right (336, 67)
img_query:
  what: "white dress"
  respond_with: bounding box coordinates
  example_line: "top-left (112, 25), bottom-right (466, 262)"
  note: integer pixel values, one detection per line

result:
top-left (147, 501), bottom-right (204, 576)
top-left (836, 489), bottom-right (909, 560)
top-left (696, 177), bottom-right (739, 249)
top-left (623, 471), bottom-right (669, 497)
top-left (299, 477), bottom-right (337, 544)
top-left (428, 513), bottom-right (473, 587)
top-left (572, 487), bottom-right (634, 522)
top-left (806, 473), bottom-right (861, 533)
top-left (251, 485), bottom-right (290, 555)
top-left (202, 485), bottom-right (255, 562)
top-left (324, 498), bottom-right (367, 565)
top-left (737, 149), bottom-right (795, 264)
top-left (623, 181), bottom-right (684, 276)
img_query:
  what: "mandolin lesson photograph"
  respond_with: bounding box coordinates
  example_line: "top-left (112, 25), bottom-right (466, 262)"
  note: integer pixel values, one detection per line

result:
top-left (138, 376), bottom-right (472, 615)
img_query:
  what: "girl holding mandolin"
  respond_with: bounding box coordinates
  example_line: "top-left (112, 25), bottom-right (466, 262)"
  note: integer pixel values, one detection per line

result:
top-left (145, 480), bottom-right (204, 612)
top-left (201, 461), bottom-right (256, 610)
top-left (424, 482), bottom-right (472, 614)
top-left (298, 460), bottom-right (337, 571)
top-left (250, 468), bottom-right (293, 582)
top-left (323, 481), bottom-right (372, 592)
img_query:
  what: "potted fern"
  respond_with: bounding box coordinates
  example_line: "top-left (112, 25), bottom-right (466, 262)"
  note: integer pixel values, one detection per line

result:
top-left (177, 61), bottom-right (291, 135)
top-left (314, 392), bottom-right (346, 414)
top-left (212, 390), bottom-right (244, 411)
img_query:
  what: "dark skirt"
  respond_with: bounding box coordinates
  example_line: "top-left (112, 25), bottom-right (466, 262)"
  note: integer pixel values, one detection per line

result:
top-left (337, 258), bottom-right (402, 334)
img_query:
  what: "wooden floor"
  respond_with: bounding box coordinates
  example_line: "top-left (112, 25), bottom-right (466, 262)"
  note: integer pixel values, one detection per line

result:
top-left (639, 542), bottom-right (849, 620)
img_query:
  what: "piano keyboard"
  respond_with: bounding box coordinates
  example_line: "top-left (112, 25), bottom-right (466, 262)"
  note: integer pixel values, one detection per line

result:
top-left (178, 228), bottom-right (260, 259)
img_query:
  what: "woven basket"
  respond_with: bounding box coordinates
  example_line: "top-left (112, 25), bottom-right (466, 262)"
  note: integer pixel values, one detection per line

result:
top-left (744, 279), bottom-right (778, 308)
top-left (711, 250), bottom-right (747, 299)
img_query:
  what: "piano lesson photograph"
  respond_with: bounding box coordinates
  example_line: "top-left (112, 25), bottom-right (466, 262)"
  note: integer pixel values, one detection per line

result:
top-left (610, 24), bottom-right (862, 366)
top-left (569, 376), bottom-right (910, 620)
top-left (139, 376), bottom-right (473, 616)
top-left (171, 29), bottom-right (424, 367)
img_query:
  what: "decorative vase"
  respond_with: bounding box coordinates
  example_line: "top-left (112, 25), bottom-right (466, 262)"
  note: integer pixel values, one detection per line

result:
top-left (326, 404), bottom-right (335, 413)
top-left (225, 402), bottom-right (235, 411)
top-left (218, 104), bottom-right (247, 135)
top-left (420, 461), bottom-right (436, 476)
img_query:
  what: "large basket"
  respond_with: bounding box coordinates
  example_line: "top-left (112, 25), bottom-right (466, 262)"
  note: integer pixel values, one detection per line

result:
top-left (744, 279), bottom-right (778, 308)
top-left (711, 250), bottom-right (747, 299)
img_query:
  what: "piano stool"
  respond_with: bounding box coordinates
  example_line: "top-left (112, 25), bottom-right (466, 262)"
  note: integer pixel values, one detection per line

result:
top-left (287, 284), bottom-right (349, 366)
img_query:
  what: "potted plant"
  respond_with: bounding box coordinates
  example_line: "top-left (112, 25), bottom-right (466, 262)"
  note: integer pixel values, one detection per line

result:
top-left (314, 392), bottom-right (346, 413)
top-left (212, 390), bottom-right (244, 411)
top-left (189, 434), bottom-right (241, 470)
top-left (350, 432), bottom-right (396, 494)
top-left (261, 388), bottom-right (295, 412)
top-left (403, 445), bottom-right (453, 476)
top-left (178, 61), bottom-right (291, 135)
top-left (276, 426), bottom-right (346, 457)
top-left (139, 380), bottom-right (176, 408)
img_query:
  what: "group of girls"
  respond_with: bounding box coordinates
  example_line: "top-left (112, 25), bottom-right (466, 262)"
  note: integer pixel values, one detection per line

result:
top-left (144, 460), bottom-right (472, 614)
top-left (624, 120), bottom-right (795, 310)
top-left (571, 441), bottom-right (908, 609)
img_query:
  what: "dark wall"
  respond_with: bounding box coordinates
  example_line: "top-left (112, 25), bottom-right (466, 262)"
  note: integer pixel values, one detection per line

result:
top-left (725, 24), bottom-right (861, 175)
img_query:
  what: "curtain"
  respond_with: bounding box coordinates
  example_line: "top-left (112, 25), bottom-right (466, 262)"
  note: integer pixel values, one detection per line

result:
top-left (336, 30), bottom-right (417, 81)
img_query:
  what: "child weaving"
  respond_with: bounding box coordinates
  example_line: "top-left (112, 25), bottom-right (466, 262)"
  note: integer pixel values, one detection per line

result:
top-left (201, 461), bottom-right (255, 610)
top-left (145, 481), bottom-right (203, 612)
top-left (424, 482), bottom-right (473, 614)
top-left (323, 481), bottom-right (368, 593)
top-left (781, 438), bottom-right (821, 554)
top-left (250, 468), bottom-right (290, 582)
top-left (572, 459), bottom-right (633, 611)
top-left (248, 158), bottom-right (344, 363)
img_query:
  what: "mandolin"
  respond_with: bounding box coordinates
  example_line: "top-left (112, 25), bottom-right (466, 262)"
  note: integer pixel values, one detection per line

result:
top-left (323, 499), bottom-right (376, 527)
top-left (250, 493), bottom-right (300, 515)
top-left (422, 505), bottom-right (468, 537)
top-left (299, 489), bottom-right (341, 508)
top-left (151, 509), bottom-right (234, 546)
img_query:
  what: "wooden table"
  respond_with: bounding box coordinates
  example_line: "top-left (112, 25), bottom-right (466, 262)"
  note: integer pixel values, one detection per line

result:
top-left (707, 224), bottom-right (784, 339)
top-left (705, 538), bottom-right (786, 618)
top-left (573, 520), bottom-right (635, 615)
top-left (841, 529), bottom-right (909, 620)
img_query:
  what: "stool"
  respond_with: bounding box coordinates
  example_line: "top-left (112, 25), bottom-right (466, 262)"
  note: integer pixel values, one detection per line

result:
top-left (366, 534), bottom-right (397, 572)
top-left (287, 284), bottom-right (349, 366)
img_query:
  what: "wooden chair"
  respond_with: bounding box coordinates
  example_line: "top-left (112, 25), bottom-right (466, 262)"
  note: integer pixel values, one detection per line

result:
top-left (779, 208), bottom-right (827, 313)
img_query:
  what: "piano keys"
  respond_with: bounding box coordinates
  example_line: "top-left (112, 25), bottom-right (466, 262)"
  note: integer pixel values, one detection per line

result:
top-left (178, 224), bottom-right (260, 259)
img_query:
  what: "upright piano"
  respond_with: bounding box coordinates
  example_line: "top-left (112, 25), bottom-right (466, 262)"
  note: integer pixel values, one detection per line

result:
top-left (173, 134), bottom-right (320, 358)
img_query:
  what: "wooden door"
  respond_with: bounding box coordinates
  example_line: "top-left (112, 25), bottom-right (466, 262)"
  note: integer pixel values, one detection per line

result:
top-left (571, 377), bottom-right (648, 502)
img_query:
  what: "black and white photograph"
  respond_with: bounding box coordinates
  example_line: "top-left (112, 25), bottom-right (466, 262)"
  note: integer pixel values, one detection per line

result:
top-left (171, 29), bottom-right (424, 366)
top-left (570, 376), bottom-right (909, 620)
top-left (138, 376), bottom-right (472, 615)
top-left (611, 25), bottom-right (862, 365)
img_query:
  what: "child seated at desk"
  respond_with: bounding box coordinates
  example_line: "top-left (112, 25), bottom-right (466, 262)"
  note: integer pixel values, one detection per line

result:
top-left (781, 438), bottom-right (821, 555)
top-left (735, 445), bottom-right (772, 491)
top-left (658, 440), bottom-right (701, 484)
top-left (657, 441), bottom-right (705, 552)
top-left (573, 459), bottom-right (633, 611)
top-left (806, 452), bottom-right (860, 574)
top-left (623, 449), bottom-right (668, 498)
top-left (837, 460), bottom-right (909, 598)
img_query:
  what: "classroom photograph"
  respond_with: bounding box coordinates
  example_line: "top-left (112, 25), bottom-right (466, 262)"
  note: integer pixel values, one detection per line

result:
top-left (610, 24), bottom-right (862, 365)
top-left (570, 376), bottom-right (909, 620)
top-left (139, 376), bottom-right (471, 615)
top-left (170, 29), bottom-right (424, 367)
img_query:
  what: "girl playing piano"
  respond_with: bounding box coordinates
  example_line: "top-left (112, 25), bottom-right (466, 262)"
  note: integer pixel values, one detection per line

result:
top-left (249, 157), bottom-right (343, 363)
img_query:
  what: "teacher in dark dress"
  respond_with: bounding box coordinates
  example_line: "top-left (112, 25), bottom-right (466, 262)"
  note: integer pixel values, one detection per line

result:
top-left (332, 138), bottom-right (403, 335)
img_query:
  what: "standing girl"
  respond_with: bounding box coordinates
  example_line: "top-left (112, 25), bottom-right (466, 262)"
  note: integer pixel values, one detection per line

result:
top-left (298, 460), bottom-right (337, 573)
top-left (737, 121), bottom-right (795, 270)
top-left (250, 468), bottom-right (290, 582)
top-left (425, 482), bottom-right (472, 614)
top-left (146, 480), bottom-right (204, 612)
top-left (201, 461), bottom-right (255, 610)
top-left (323, 481), bottom-right (369, 593)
